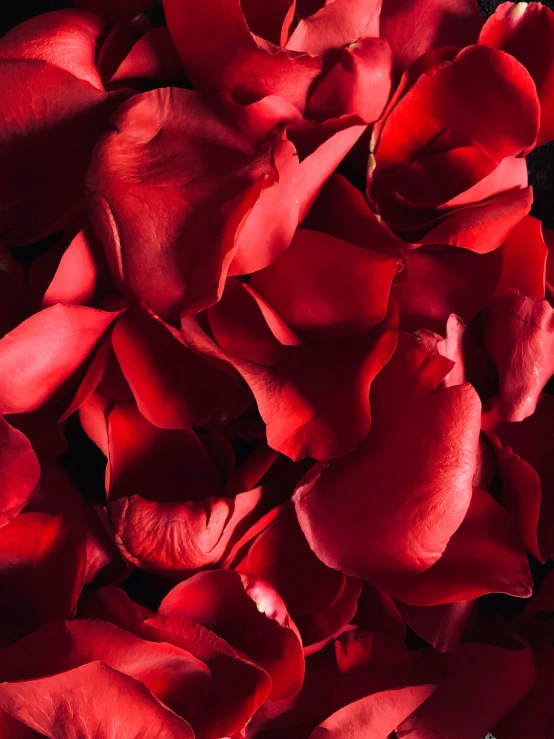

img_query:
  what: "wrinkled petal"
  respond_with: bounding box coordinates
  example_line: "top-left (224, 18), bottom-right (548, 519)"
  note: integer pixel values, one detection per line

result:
top-left (309, 683), bottom-right (437, 738)
top-left (0, 619), bottom-right (211, 721)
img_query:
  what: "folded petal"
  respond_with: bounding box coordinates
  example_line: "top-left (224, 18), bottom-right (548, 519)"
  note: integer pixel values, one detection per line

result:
top-left (0, 619), bottom-right (211, 721)
top-left (0, 9), bottom-right (105, 89)
top-left (87, 87), bottom-right (275, 320)
top-left (74, 0), bottom-right (152, 21)
top-left (144, 614), bottom-right (271, 739)
top-left (0, 662), bottom-right (195, 739)
top-left (250, 228), bottom-right (399, 340)
top-left (309, 683), bottom-right (437, 738)
top-left (112, 306), bottom-right (248, 429)
top-left (381, 0), bottom-right (483, 74)
top-left (0, 60), bottom-right (112, 244)
top-left (306, 38), bottom-right (393, 123)
top-left (480, 1), bottom-right (554, 146)
top-left (294, 383), bottom-right (481, 582)
top-left (375, 45), bottom-right (539, 170)
top-left (229, 119), bottom-right (367, 276)
top-left (0, 304), bottom-right (120, 415)
top-left (159, 570), bottom-right (304, 699)
top-left (0, 417), bottom-right (41, 528)
top-left (385, 487), bottom-right (532, 605)
top-left (109, 26), bottom-right (186, 85)
top-left (484, 290), bottom-right (554, 421)
top-left (41, 231), bottom-right (100, 308)
top-left (395, 244), bottom-right (502, 333)
top-left (164, 0), bottom-right (321, 110)
top-left (111, 490), bottom-right (264, 576)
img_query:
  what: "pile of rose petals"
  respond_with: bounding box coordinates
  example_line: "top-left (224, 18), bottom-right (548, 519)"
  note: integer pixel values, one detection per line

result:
top-left (1, 0), bottom-right (554, 736)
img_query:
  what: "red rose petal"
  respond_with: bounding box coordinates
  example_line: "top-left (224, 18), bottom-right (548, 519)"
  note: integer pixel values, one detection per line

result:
top-left (0, 304), bottom-right (120, 415)
top-left (109, 25), bottom-right (185, 84)
top-left (0, 9), bottom-right (105, 89)
top-left (74, 0), bottom-right (152, 22)
top-left (396, 640), bottom-right (536, 739)
top-left (0, 619), bottom-right (211, 721)
top-left (0, 512), bottom-right (86, 646)
top-left (87, 88), bottom-right (275, 320)
top-left (42, 231), bottom-right (100, 308)
top-left (160, 569), bottom-right (304, 699)
top-left (0, 417), bottom-right (41, 528)
top-left (381, 0), bottom-right (483, 74)
top-left (112, 306), bottom-right (248, 429)
top-left (287, 0), bottom-right (381, 56)
top-left (0, 662), bottom-right (195, 739)
top-left (480, 1), bottom-right (554, 146)
top-left (163, 0), bottom-right (320, 110)
top-left (0, 60), bottom-right (111, 244)
top-left (294, 383), bottom-right (481, 583)
top-left (484, 290), bottom-right (554, 422)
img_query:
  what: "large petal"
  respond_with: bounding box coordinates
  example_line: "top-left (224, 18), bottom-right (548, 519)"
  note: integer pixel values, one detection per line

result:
top-left (112, 306), bottom-right (248, 429)
top-left (0, 662), bottom-right (195, 739)
top-left (159, 570), bottom-right (304, 699)
top-left (480, 1), bottom-right (554, 146)
top-left (0, 417), bottom-right (40, 528)
top-left (74, 0), bottom-right (152, 21)
top-left (0, 9), bottom-right (105, 89)
top-left (87, 87), bottom-right (275, 320)
top-left (287, 0), bottom-right (381, 56)
top-left (0, 619), bottom-right (211, 722)
top-left (0, 60), bottom-right (112, 244)
top-left (163, 0), bottom-right (320, 110)
top-left (381, 0), bottom-right (483, 75)
top-left (294, 384), bottom-right (481, 582)
top-left (0, 304), bottom-right (120, 415)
